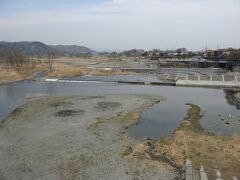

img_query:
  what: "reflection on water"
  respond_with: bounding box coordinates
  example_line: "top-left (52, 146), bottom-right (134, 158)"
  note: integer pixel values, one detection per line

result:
top-left (224, 89), bottom-right (240, 109)
top-left (126, 100), bottom-right (188, 139)
top-left (0, 79), bottom-right (240, 138)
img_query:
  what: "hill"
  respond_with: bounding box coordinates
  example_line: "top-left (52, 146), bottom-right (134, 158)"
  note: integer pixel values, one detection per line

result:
top-left (49, 45), bottom-right (94, 56)
top-left (0, 41), bottom-right (94, 56)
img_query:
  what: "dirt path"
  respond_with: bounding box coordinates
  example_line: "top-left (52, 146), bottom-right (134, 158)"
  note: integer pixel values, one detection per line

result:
top-left (0, 95), bottom-right (174, 180)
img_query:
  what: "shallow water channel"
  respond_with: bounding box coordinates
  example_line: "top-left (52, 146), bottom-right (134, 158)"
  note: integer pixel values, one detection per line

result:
top-left (0, 77), bottom-right (240, 139)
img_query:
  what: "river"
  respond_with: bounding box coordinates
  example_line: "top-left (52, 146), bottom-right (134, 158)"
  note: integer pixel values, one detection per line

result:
top-left (0, 75), bottom-right (240, 139)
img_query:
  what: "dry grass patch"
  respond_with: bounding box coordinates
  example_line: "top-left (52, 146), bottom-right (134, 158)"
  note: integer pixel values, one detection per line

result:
top-left (47, 63), bottom-right (83, 78)
top-left (0, 67), bottom-right (22, 83)
top-left (79, 67), bottom-right (128, 76)
top-left (123, 104), bottom-right (240, 179)
top-left (0, 64), bottom-right (44, 84)
top-left (125, 104), bottom-right (240, 179)
top-left (151, 104), bottom-right (240, 179)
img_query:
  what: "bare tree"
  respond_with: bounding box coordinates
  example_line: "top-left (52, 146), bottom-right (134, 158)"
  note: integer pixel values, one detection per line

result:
top-left (227, 49), bottom-right (240, 71)
top-left (15, 50), bottom-right (27, 67)
top-left (0, 48), bottom-right (4, 65)
top-left (47, 52), bottom-right (56, 71)
top-left (0, 48), bottom-right (17, 67)
top-left (0, 48), bottom-right (31, 70)
top-left (228, 49), bottom-right (240, 64)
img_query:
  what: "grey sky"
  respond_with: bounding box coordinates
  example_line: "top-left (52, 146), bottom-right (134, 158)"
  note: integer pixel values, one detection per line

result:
top-left (0, 0), bottom-right (240, 51)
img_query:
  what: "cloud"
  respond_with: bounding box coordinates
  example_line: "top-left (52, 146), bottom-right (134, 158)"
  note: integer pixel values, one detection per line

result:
top-left (2, 0), bottom-right (239, 25)
top-left (0, 0), bottom-right (239, 50)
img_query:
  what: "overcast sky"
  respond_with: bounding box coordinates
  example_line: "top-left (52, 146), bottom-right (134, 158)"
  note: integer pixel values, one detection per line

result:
top-left (0, 0), bottom-right (240, 51)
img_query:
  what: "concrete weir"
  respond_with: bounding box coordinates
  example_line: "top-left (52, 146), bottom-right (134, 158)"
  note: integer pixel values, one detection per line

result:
top-left (44, 75), bottom-right (240, 88)
top-left (44, 78), bottom-right (176, 86)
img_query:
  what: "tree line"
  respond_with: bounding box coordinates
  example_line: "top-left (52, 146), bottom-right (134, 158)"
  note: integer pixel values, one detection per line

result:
top-left (228, 49), bottom-right (240, 64)
top-left (0, 48), bottom-right (30, 67)
top-left (0, 48), bottom-right (56, 71)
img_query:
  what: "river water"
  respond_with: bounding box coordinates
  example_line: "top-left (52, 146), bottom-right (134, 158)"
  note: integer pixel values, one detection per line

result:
top-left (0, 77), bottom-right (240, 139)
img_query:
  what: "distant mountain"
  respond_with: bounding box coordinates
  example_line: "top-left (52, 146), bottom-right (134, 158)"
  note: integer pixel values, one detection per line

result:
top-left (0, 41), bottom-right (55, 56)
top-left (0, 41), bottom-right (95, 56)
top-left (49, 45), bottom-right (94, 56)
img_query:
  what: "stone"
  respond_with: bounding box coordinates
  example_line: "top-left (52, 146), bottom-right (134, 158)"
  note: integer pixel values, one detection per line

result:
top-left (224, 119), bottom-right (230, 125)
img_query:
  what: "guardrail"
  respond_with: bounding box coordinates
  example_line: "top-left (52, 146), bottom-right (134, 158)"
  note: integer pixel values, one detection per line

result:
top-left (158, 74), bottom-right (240, 82)
top-left (158, 74), bottom-right (240, 88)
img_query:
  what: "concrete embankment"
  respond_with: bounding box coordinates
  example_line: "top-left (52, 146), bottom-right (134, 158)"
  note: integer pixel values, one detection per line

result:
top-left (176, 80), bottom-right (240, 88)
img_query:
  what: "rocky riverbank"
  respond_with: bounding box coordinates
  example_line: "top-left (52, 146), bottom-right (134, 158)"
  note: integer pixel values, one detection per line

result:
top-left (0, 95), bottom-right (175, 180)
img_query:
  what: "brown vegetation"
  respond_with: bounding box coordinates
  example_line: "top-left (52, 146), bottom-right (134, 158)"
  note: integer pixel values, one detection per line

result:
top-left (0, 49), bottom-right (130, 84)
top-left (0, 59), bottom-right (82, 84)
top-left (0, 62), bottom-right (41, 84)
top-left (0, 60), bottom-right (129, 85)
top-left (47, 63), bottom-right (83, 78)
top-left (0, 48), bottom-right (40, 84)
top-left (129, 104), bottom-right (240, 179)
